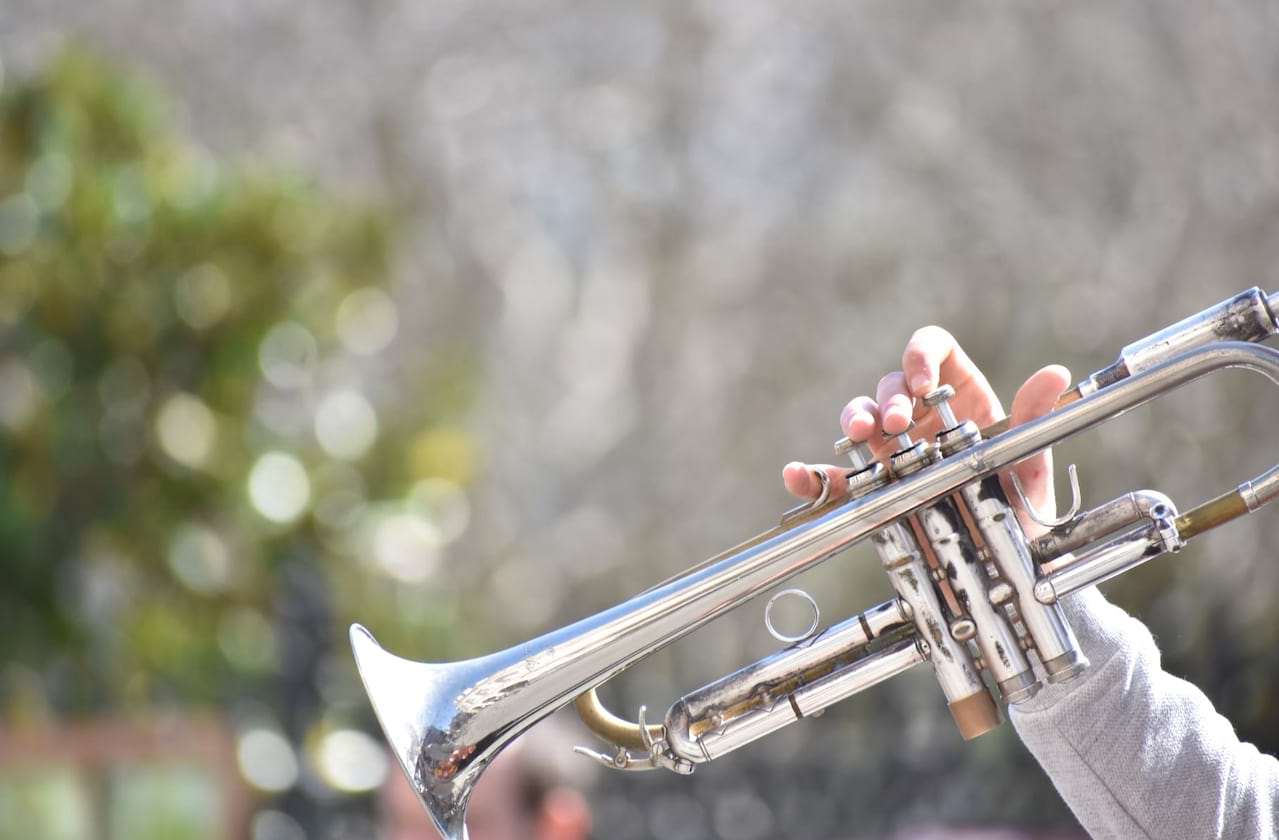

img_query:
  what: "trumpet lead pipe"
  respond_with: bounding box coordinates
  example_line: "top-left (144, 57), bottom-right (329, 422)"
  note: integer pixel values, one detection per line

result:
top-left (1175, 490), bottom-right (1252, 541)
top-left (1176, 463), bottom-right (1279, 540)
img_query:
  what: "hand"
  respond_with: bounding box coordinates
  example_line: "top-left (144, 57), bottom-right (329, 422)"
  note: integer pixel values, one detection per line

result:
top-left (781, 326), bottom-right (1070, 535)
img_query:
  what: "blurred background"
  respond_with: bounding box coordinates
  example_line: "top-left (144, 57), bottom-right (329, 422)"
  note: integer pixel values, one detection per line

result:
top-left (1, 2), bottom-right (1277, 839)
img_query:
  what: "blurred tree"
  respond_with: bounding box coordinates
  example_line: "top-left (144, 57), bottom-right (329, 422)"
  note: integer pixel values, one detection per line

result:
top-left (0, 49), bottom-right (476, 742)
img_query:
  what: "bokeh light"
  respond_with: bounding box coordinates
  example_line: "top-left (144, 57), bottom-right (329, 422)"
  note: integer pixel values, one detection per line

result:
top-left (409, 478), bottom-right (471, 545)
top-left (336, 288), bottom-right (398, 356)
top-left (237, 729), bottom-right (299, 793)
top-left (248, 452), bottom-right (311, 524)
top-left (167, 523), bottom-right (232, 595)
top-left (250, 810), bottom-right (306, 840)
top-left (155, 393), bottom-right (218, 469)
top-left (314, 388), bottom-right (378, 460)
top-left (0, 193), bottom-right (37, 256)
top-left (258, 323), bottom-right (318, 390)
top-left (365, 508), bottom-right (441, 584)
top-left (25, 153), bottom-right (72, 211)
top-left (314, 729), bottom-right (388, 793)
top-left (174, 264), bottom-right (232, 331)
top-left (218, 608), bottom-right (277, 672)
top-left (0, 357), bottom-right (41, 432)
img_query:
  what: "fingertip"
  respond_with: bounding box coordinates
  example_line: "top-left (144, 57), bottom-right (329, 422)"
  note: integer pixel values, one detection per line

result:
top-left (846, 409), bottom-right (877, 441)
top-left (880, 398), bottom-right (913, 435)
top-left (840, 397), bottom-right (879, 439)
top-left (1046, 364), bottom-right (1072, 389)
top-left (1011, 364), bottom-right (1073, 425)
top-left (782, 462), bottom-right (815, 497)
top-left (903, 326), bottom-right (950, 395)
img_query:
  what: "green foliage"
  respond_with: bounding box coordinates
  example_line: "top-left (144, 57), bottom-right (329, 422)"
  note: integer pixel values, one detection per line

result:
top-left (0, 50), bottom-right (471, 716)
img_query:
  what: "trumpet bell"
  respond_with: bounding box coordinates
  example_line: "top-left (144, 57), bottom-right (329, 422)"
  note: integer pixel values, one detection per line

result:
top-left (350, 624), bottom-right (489, 840)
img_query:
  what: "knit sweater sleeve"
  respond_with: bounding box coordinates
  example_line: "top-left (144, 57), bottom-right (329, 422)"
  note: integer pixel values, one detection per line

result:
top-left (1009, 587), bottom-right (1279, 839)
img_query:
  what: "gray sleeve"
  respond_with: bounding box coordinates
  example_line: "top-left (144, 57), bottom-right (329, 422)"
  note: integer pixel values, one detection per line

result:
top-left (1009, 587), bottom-right (1279, 840)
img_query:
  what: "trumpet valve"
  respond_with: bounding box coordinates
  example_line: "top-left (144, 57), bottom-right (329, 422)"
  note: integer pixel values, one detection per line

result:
top-left (923, 385), bottom-right (960, 430)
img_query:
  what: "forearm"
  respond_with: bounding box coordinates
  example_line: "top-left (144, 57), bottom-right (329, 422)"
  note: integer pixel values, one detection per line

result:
top-left (1010, 588), bottom-right (1279, 839)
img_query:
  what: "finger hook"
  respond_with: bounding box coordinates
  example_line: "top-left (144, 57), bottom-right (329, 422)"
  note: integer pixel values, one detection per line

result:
top-left (1010, 463), bottom-right (1082, 528)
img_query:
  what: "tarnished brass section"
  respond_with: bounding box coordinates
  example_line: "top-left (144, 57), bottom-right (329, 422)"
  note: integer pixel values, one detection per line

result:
top-left (574, 690), bottom-right (664, 751)
top-left (980, 387), bottom-right (1083, 439)
top-left (1175, 490), bottom-right (1250, 541)
top-left (948, 691), bottom-right (1001, 740)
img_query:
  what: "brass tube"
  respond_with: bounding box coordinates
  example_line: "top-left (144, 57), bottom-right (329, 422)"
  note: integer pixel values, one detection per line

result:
top-left (574, 690), bottom-right (664, 751)
top-left (1175, 491), bottom-right (1251, 542)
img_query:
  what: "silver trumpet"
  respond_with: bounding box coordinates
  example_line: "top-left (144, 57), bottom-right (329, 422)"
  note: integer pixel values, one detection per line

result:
top-left (351, 288), bottom-right (1279, 840)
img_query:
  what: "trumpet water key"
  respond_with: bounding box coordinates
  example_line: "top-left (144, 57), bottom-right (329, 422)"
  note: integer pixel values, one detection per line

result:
top-left (350, 287), bottom-right (1279, 840)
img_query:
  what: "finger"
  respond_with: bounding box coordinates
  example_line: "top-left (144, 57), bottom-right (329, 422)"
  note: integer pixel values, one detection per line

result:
top-left (1009, 365), bottom-right (1071, 428)
top-left (875, 372), bottom-right (914, 436)
top-left (782, 462), bottom-right (849, 500)
top-left (1004, 364), bottom-right (1072, 524)
top-left (902, 325), bottom-right (993, 400)
top-left (839, 396), bottom-right (880, 442)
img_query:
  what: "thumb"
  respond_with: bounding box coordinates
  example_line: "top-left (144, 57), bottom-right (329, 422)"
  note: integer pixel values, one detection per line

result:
top-left (1005, 365), bottom-right (1071, 528)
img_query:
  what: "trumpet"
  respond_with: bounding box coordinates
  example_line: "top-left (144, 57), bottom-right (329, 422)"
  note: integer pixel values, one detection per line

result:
top-left (351, 287), bottom-right (1279, 840)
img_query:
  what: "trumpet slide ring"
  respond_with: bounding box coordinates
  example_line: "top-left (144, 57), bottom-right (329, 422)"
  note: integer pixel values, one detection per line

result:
top-left (764, 588), bottom-right (821, 643)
